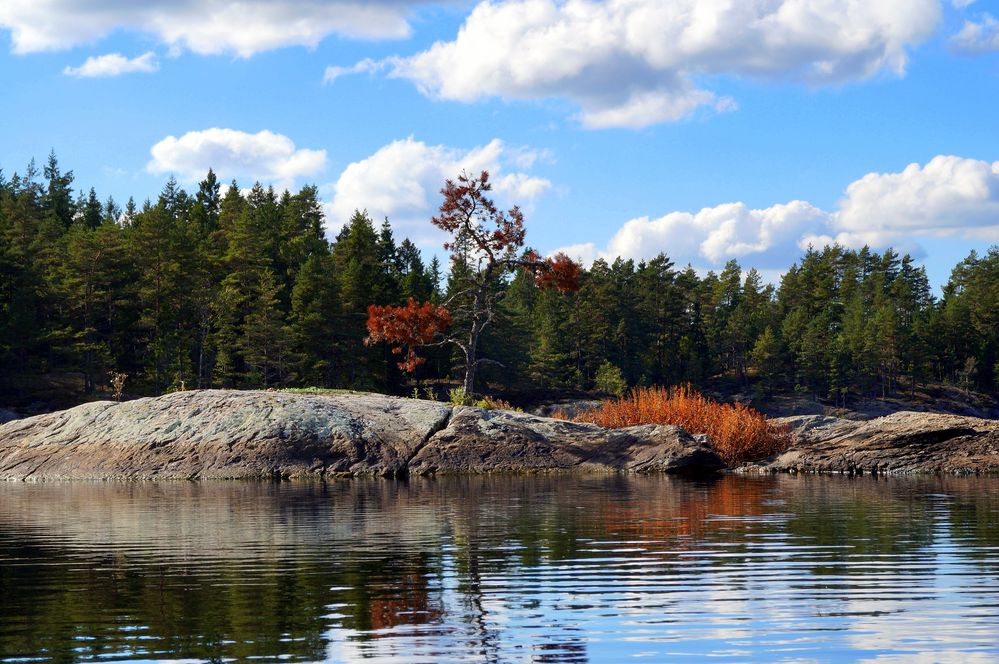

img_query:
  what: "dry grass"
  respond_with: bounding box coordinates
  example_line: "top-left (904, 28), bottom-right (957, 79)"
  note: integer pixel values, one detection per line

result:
top-left (479, 396), bottom-right (519, 411)
top-left (558, 385), bottom-right (792, 465)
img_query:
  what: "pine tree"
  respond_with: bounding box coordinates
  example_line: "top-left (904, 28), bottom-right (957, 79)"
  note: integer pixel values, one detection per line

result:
top-left (594, 360), bottom-right (628, 396)
top-left (41, 151), bottom-right (75, 229)
top-left (398, 239), bottom-right (433, 301)
top-left (60, 221), bottom-right (132, 392)
top-left (751, 327), bottom-right (783, 393)
top-left (333, 210), bottom-right (390, 388)
top-left (190, 169), bottom-right (221, 238)
top-left (241, 269), bottom-right (292, 387)
top-left (128, 187), bottom-right (196, 391)
top-left (289, 253), bottom-right (340, 386)
top-left (634, 254), bottom-right (679, 385)
top-left (81, 188), bottom-right (102, 230)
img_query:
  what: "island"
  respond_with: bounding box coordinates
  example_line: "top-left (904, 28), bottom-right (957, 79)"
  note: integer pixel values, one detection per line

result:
top-left (1, 390), bottom-right (996, 480)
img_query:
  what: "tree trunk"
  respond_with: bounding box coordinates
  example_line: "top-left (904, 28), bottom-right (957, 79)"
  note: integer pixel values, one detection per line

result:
top-left (463, 352), bottom-right (476, 396)
top-left (197, 325), bottom-right (206, 389)
top-left (463, 289), bottom-right (486, 396)
top-left (463, 327), bottom-right (479, 396)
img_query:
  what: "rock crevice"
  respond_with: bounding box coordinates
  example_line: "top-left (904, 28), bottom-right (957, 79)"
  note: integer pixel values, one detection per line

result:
top-left (0, 390), bottom-right (722, 481)
top-left (4, 391), bottom-right (996, 480)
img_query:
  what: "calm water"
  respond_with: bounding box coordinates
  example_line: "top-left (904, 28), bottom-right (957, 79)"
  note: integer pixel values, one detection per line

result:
top-left (2, 475), bottom-right (999, 663)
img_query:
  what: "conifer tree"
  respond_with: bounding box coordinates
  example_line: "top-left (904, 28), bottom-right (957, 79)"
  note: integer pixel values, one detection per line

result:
top-left (42, 151), bottom-right (75, 229)
top-left (241, 269), bottom-right (291, 387)
top-left (290, 253), bottom-right (340, 386)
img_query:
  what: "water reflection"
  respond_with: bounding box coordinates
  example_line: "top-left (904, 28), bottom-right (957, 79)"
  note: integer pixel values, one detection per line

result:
top-left (1, 475), bottom-right (999, 662)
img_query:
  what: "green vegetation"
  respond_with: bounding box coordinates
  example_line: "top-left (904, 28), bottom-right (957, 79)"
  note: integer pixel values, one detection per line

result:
top-left (1, 153), bottom-right (997, 405)
top-left (594, 361), bottom-right (628, 396)
top-left (279, 387), bottom-right (365, 396)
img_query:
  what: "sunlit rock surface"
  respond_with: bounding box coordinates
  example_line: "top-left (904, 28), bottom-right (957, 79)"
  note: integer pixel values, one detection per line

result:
top-left (0, 390), bottom-right (723, 480)
top-left (748, 412), bottom-right (999, 475)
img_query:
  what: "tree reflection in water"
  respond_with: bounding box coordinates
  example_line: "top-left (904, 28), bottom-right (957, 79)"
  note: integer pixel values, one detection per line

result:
top-left (1, 475), bottom-right (999, 662)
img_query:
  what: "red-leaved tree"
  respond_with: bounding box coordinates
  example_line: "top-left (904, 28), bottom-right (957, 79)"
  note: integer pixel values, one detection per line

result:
top-left (365, 170), bottom-right (580, 396)
top-left (366, 298), bottom-right (453, 373)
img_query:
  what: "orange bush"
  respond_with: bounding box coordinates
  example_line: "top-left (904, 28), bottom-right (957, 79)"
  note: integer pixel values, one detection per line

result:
top-left (561, 385), bottom-right (791, 465)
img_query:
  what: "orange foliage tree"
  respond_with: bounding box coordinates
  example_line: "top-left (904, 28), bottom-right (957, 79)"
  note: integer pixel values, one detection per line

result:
top-left (366, 298), bottom-right (453, 373)
top-left (366, 170), bottom-right (580, 395)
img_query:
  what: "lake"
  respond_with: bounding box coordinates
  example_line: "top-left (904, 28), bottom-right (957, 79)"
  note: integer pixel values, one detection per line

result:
top-left (2, 474), bottom-right (998, 663)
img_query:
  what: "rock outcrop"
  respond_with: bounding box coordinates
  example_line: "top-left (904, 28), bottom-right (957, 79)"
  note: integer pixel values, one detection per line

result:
top-left (411, 407), bottom-right (722, 475)
top-left (747, 411), bottom-right (999, 475)
top-left (6, 392), bottom-right (995, 481)
top-left (0, 390), bottom-right (723, 481)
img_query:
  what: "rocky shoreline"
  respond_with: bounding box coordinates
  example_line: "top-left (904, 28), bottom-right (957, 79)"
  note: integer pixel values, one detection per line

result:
top-left (0, 390), bottom-right (996, 481)
top-left (0, 390), bottom-right (723, 481)
top-left (750, 411), bottom-right (999, 475)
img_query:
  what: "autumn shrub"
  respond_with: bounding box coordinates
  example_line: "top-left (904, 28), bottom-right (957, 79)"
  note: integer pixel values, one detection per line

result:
top-left (562, 385), bottom-right (792, 465)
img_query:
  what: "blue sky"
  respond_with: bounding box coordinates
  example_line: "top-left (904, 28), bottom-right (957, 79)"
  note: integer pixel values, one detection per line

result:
top-left (2, 1), bottom-right (998, 289)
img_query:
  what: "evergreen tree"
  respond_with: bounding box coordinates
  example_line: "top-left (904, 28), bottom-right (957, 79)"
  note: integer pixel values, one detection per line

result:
top-left (81, 188), bottom-right (102, 230)
top-left (41, 151), bottom-right (75, 229)
top-left (241, 269), bottom-right (291, 387)
top-left (751, 327), bottom-right (783, 393)
top-left (289, 253), bottom-right (340, 386)
top-left (333, 210), bottom-right (390, 388)
top-left (3, 152), bottom-right (999, 407)
top-left (190, 169), bottom-right (221, 238)
top-left (594, 360), bottom-right (628, 396)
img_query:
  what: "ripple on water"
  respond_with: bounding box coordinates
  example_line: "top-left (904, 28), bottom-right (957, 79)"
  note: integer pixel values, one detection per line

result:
top-left (1, 475), bottom-right (999, 662)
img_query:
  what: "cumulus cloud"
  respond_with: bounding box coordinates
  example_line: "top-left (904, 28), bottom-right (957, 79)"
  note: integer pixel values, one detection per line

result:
top-left (951, 13), bottom-right (999, 52)
top-left (372, 0), bottom-right (940, 128)
top-left (328, 137), bottom-right (551, 242)
top-left (63, 51), bottom-right (158, 78)
top-left (1, 0), bottom-right (442, 57)
top-left (557, 201), bottom-right (830, 268)
top-left (555, 155), bottom-right (999, 268)
top-left (147, 128), bottom-right (327, 187)
top-left (830, 155), bottom-right (999, 245)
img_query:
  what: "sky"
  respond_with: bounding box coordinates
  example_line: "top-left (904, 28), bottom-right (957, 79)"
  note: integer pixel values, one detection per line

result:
top-left (1, 0), bottom-right (998, 289)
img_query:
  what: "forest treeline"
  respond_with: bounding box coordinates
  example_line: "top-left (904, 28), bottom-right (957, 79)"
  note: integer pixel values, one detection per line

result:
top-left (1, 154), bottom-right (997, 404)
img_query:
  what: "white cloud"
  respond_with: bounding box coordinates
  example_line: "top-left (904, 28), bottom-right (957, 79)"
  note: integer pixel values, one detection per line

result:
top-left (951, 13), bottom-right (999, 52)
top-left (558, 201), bottom-right (830, 268)
top-left (323, 58), bottom-right (384, 84)
top-left (327, 137), bottom-right (551, 243)
top-left (555, 155), bottom-right (999, 268)
top-left (831, 155), bottom-right (999, 245)
top-left (63, 51), bottom-right (158, 78)
top-left (147, 128), bottom-right (327, 187)
top-left (1, 1), bottom-right (443, 57)
top-left (378, 0), bottom-right (941, 128)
